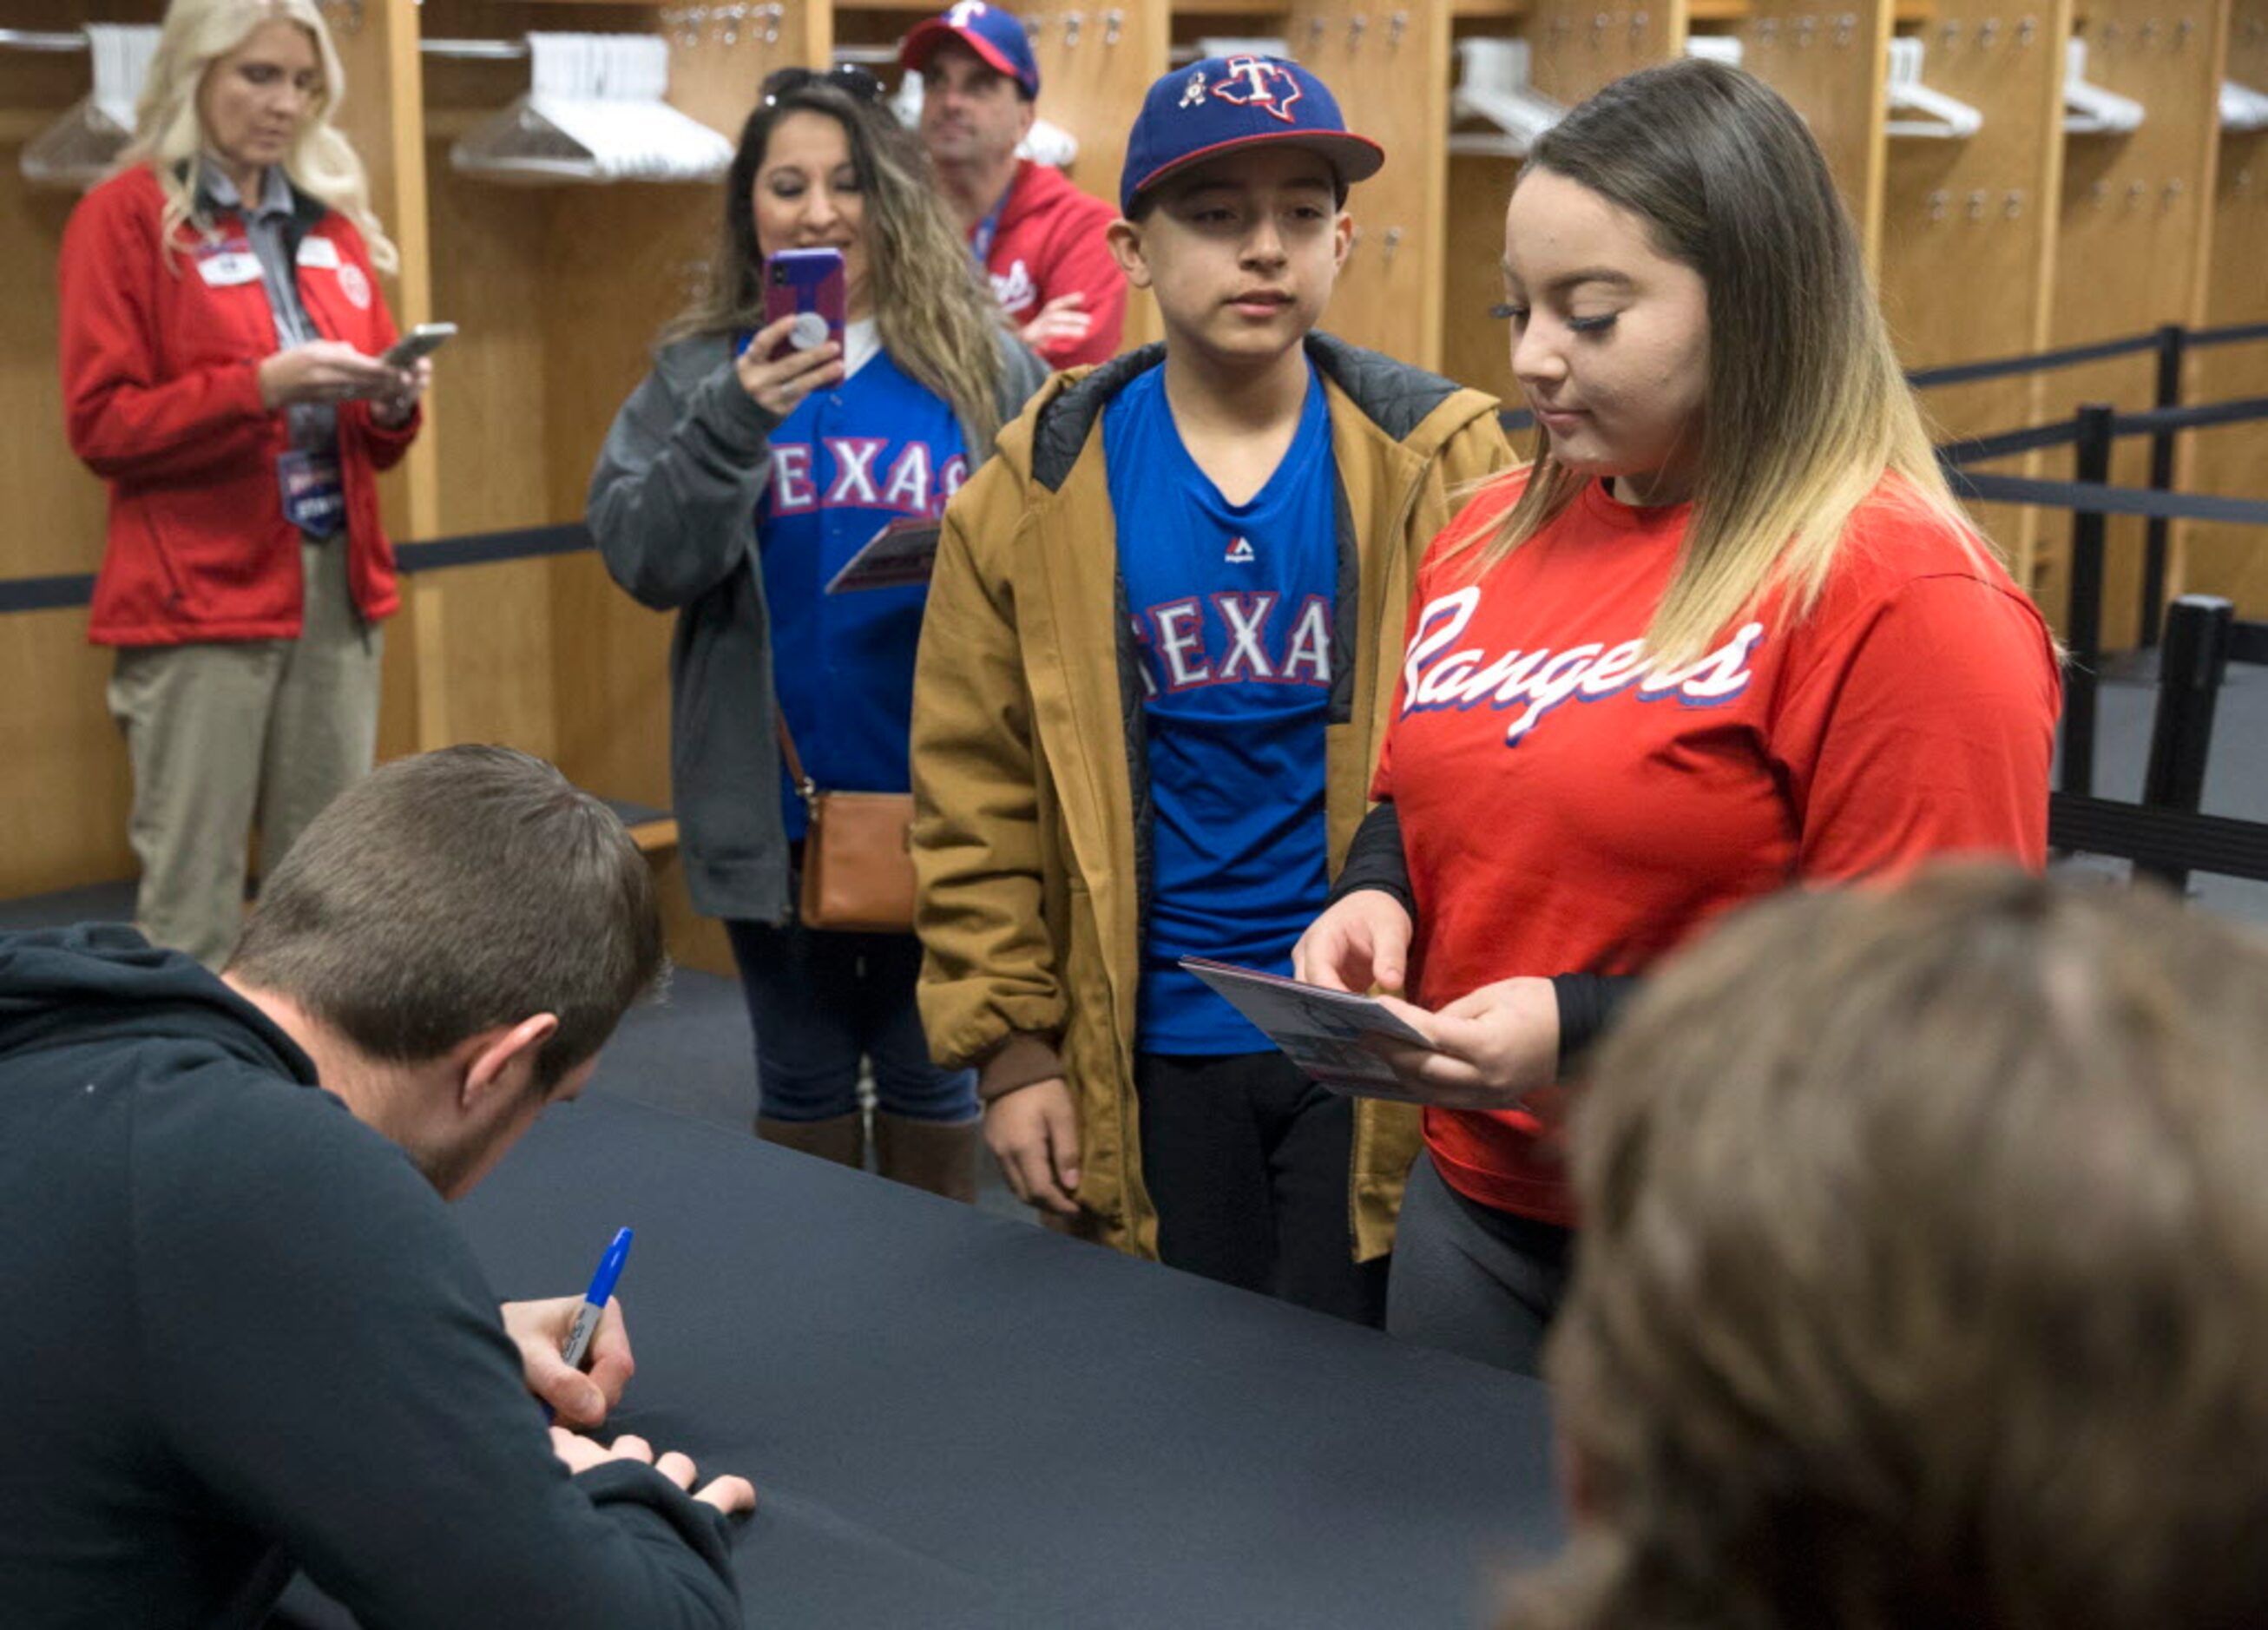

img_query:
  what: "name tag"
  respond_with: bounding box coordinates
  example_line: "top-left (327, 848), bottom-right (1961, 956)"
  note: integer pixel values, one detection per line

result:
top-left (278, 451), bottom-right (346, 539)
top-left (196, 252), bottom-right (262, 288)
top-left (295, 235), bottom-right (341, 270)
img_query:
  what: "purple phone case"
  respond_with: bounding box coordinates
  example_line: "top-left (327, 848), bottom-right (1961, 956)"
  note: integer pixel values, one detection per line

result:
top-left (764, 249), bottom-right (847, 362)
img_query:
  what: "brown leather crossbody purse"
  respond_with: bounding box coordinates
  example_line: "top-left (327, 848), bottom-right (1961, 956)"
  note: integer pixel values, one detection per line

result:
top-left (775, 715), bottom-right (917, 932)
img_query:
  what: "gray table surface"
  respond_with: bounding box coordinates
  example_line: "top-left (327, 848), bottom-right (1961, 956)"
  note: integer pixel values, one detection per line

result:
top-left (443, 1093), bottom-right (1565, 1628)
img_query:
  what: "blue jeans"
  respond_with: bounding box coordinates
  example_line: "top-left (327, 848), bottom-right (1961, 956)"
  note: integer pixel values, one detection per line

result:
top-left (725, 917), bottom-right (977, 1124)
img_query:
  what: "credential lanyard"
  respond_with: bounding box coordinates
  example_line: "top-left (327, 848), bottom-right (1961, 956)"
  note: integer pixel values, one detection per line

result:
top-left (970, 187), bottom-right (1009, 266)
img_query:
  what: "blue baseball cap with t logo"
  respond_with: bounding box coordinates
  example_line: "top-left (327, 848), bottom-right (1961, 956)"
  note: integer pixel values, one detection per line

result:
top-left (1120, 55), bottom-right (1385, 216)
top-left (900, 2), bottom-right (1042, 100)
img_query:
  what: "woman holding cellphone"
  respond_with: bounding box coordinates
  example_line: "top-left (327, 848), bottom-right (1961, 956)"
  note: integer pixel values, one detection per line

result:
top-left (589, 67), bottom-right (1045, 1199)
top-left (1293, 58), bottom-right (2060, 1375)
top-left (58, 0), bottom-right (431, 969)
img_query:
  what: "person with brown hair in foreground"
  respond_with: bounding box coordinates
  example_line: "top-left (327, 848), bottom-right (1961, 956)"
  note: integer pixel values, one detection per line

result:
top-left (1517, 867), bottom-right (2268, 1630)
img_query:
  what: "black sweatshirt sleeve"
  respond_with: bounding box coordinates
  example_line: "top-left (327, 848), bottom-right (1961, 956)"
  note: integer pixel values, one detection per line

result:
top-left (134, 1070), bottom-right (742, 1630)
top-left (1329, 801), bottom-right (1642, 1075)
top-left (1328, 800), bottom-right (1415, 917)
top-left (1548, 973), bottom-right (1640, 1073)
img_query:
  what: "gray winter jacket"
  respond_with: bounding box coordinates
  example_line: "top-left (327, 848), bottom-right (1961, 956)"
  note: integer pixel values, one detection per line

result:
top-left (588, 331), bottom-right (1048, 923)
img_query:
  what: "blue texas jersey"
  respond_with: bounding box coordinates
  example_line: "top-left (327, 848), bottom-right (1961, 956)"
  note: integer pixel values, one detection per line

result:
top-left (1104, 360), bottom-right (1337, 1055)
top-left (759, 339), bottom-right (969, 838)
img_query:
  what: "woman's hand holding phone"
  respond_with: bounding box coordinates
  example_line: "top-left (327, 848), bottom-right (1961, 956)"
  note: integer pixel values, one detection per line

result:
top-left (734, 314), bottom-right (844, 418)
top-left (370, 357), bottom-right (432, 429)
top-left (257, 339), bottom-right (406, 411)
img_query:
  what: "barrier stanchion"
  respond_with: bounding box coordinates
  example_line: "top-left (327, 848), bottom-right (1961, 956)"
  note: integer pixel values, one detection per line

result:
top-left (2061, 403), bottom-right (2116, 799)
top-left (2139, 595), bottom-right (2237, 891)
top-left (2140, 323), bottom-right (2187, 647)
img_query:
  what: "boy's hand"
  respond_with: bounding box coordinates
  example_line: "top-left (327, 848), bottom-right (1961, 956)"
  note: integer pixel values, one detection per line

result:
top-left (984, 1078), bottom-right (1082, 1215)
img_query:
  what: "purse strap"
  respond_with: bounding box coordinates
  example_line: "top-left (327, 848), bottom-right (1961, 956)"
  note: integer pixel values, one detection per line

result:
top-left (774, 712), bottom-right (817, 808)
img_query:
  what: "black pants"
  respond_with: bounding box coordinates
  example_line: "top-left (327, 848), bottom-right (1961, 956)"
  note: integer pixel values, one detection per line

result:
top-left (1134, 1050), bottom-right (1388, 1328)
top-left (1385, 1154), bottom-right (1573, 1377)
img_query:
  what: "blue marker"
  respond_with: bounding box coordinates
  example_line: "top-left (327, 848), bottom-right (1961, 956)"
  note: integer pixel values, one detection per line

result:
top-left (561, 1226), bottom-right (634, 1373)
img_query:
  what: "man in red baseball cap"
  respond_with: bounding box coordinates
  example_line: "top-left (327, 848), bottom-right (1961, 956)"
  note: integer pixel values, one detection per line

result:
top-left (901, 2), bottom-right (1125, 367)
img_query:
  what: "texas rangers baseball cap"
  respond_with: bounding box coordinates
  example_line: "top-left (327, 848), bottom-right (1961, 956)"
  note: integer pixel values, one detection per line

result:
top-left (1121, 56), bottom-right (1384, 217)
top-left (900, 2), bottom-right (1042, 100)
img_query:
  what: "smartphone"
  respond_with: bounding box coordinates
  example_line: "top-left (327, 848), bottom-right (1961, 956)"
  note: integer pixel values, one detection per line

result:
top-left (762, 249), bottom-right (846, 364)
top-left (381, 322), bottom-right (457, 369)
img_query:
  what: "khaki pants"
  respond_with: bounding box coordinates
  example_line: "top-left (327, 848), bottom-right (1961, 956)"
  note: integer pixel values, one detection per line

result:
top-left (106, 539), bottom-right (383, 968)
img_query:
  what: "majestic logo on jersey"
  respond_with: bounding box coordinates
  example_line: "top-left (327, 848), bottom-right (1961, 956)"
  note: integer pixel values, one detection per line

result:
top-left (768, 437), bottom-right (970, 518)
top-left (1225, 536), bottom-right (1255, 564)
top-left (989, 258), bottom-right (1036, 316)
top-left (1133, 592), bottom-right (1332, 695)
top-left (1212, 56), bottom-right (1303, 124)
top-left (1400, 586), bottom-right (1764, 746)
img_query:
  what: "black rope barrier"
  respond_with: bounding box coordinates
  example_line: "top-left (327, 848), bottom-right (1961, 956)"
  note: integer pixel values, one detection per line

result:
top-left (1906, 332), bottom-right (2163, 391)
top-left (2109, 393), bottom-right (2268, 439)
top-left (1936, 419), bottom-right (2086, 467)
top-left (1950, 470), bottom-right (2268, 528)
top-left (2051, 794), bottom-right (2268, 885)
top-left (393, 522), bottom-right (592, 575)
top-left (2185, 318), bottom-right (2268, 350)
top-left (0, 572), bottom-right (99, 615)
top-left (0, 523), bottom-right (595, 614)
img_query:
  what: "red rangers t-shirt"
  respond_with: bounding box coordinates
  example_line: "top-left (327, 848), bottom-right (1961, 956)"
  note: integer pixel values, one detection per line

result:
top-left (1373, 473), bottom-right (2061, 1223)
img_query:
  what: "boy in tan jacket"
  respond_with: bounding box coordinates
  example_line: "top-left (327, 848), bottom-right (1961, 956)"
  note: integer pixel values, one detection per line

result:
top-left (910, 56), bottom-right (1507, 1319)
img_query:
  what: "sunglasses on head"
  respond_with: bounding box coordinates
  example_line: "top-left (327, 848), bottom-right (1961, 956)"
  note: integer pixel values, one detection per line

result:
top-left (760, 64), bottom-right (888, 107)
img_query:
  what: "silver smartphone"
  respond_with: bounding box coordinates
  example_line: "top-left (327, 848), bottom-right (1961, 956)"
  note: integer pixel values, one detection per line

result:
top-left (380, 322), bottom-right (457, 369)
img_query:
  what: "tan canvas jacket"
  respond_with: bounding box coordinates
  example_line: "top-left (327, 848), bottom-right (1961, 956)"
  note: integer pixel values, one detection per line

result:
top-left (911, 335), bottom-right (1509, 1261)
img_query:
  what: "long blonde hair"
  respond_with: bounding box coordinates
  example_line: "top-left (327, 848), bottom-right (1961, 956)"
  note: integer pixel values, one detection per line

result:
top-left (121, 0), bottom-right (397, 273)
top-left (666, 78), bottom-right (1005, 455)
top-left (1467, 58), bottom-right (1984, 667)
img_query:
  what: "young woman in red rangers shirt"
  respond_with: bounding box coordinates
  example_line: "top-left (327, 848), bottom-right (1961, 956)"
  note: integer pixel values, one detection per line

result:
top-left (1292, 57), bottom-right (2061, 1375)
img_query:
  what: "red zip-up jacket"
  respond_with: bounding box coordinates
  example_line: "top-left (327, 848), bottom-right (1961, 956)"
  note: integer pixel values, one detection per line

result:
top-left (980, 160), bottom-right (1125, 369)
top-left (57, 163), bottom-right (420, 647)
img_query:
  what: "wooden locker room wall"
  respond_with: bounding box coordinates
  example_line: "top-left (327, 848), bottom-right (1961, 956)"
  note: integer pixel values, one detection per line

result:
top-left (1738, 0), bottom-right (1894, 261)
top-left (0, 0), bottom-right (164, 897)
top-left (1285, 0), bottom-right (1454, 369)
top-left (1876, 0), bottom-right (2074, 589)
top-left (2035, 0), bottom-right (2230, 644)
top-left (2182, 0), bottom-right (2268, 615)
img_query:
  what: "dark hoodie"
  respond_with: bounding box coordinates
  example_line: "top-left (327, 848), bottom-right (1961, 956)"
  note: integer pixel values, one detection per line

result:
top-left (0, 925), bottom-right (740, 1628)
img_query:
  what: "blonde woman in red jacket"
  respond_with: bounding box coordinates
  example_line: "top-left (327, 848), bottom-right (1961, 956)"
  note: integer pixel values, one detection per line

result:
top-left (58, 0), bottom-right (426, 968)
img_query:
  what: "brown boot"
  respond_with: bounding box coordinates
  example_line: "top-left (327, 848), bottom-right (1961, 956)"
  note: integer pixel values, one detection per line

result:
top-left (872, 1112), bottom-right (980, 1203)
top-left (756, 1111), bottom-right (865, 1170)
